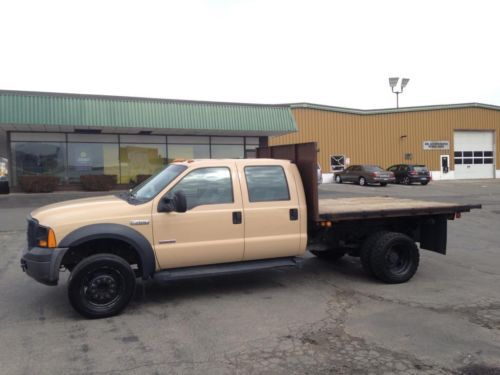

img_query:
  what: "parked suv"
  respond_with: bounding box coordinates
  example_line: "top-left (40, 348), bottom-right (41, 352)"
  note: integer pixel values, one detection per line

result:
top-left (387, 164), bottom-right (431, 185)
top-left (334, 165), bottom-right (395, 186)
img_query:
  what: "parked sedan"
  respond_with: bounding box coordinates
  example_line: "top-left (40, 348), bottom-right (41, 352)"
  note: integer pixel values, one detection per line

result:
top-left (387, 164), bottom-right (431, 185)
top-left (334, 165), bottom-right (395, 186)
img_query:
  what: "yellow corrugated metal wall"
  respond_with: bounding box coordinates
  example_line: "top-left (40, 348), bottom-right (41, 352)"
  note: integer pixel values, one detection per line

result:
top-left (270, 107), bottom-right (500, 173)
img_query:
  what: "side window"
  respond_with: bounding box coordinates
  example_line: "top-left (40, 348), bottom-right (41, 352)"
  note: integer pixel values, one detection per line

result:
top-left (170, 167), bottom-right (233, 209)
top-left (245, 166), bottom-right (290, 202)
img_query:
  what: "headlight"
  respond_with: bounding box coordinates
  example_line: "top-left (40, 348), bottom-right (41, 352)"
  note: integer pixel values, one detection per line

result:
top-left (36, 226), bottom-right (57, 248)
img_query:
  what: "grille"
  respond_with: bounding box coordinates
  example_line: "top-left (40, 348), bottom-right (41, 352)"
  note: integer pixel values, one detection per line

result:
top-left (27, 218), bottom-right (38, 247)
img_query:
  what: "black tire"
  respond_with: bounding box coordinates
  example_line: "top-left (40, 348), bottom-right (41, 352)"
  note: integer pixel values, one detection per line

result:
top-left (335, 175), bottom-right (342, 184)
top-left (310, 250), bottom-right (346, 261)
top-left (359, 177), bottom-right (366, 186)
top-left (360, 231), bottom-right (389, 277)
top-left (369, 232), bottom-right (419, 284)
top-left (380, 182), bottom-right (387, 187)
top-left (402, 176), bottom-right (411, 185)
top-left (421, 181), bottom-right (429, 186)
top-left (68, 254), bottom-right (136, 319)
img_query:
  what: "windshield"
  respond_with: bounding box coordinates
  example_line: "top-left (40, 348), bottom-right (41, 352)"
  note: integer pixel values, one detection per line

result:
top-left (365, 165), bottom-right (385, 172)
top-left (127, 164), bottom-right (187, 202)
top-left (412, 165), bottom-right (428, 172)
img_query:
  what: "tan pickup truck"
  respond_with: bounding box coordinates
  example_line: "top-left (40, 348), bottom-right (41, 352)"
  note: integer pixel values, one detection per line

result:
top-left (21, 143), bottom-right (480, 318)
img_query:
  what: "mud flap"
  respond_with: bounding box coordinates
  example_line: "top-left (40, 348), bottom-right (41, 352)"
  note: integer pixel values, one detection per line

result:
top-left (419, 215), bottom-right (447, 254)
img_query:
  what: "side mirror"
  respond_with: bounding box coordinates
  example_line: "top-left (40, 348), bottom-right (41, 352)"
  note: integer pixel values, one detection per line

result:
top-left (158, 190), bottom-right (187, 213)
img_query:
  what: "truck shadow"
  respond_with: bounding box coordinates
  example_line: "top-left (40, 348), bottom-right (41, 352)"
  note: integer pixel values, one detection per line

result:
top-left (132, 256), bottom-right (373, 310)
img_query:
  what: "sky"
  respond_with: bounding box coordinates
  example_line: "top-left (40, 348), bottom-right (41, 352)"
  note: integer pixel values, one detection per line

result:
top-left (0, 0), bottom-right (499, 109)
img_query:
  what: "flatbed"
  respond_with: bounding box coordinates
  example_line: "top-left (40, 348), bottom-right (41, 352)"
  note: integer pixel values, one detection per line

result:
top-left (318, 197), bottom-right (481, 222)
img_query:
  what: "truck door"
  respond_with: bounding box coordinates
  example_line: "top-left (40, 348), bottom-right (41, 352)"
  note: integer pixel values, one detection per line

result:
top-left (151, 163), bottom-right (244, 269)
top-left (237, 162), bottom-right (302, 260)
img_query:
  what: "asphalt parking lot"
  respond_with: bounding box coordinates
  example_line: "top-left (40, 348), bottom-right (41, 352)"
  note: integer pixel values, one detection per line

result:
top-left (1, 180), bottom-right (500, 374)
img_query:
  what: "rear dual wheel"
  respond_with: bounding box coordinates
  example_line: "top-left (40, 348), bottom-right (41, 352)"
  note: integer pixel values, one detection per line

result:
top-left (360, 232), bottom-right (419, 283)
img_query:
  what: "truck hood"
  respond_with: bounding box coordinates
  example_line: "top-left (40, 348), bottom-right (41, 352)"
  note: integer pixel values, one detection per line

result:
top-left (31, 195), bottom-right (131, 227)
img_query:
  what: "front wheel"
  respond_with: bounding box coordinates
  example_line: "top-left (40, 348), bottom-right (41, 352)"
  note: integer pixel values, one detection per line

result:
top-left (359, 177), bottom-right (367, 186)
top-left (68, 254), bottom-right (136, 319)
top-left (369, 232), bottom-right (419, 283)
top-left (335, 175), bottom-right (342, 184)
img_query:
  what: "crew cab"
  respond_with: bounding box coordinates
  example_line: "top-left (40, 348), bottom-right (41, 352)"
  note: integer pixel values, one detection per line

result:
top-left (21, 143), bottom-right (480, 318)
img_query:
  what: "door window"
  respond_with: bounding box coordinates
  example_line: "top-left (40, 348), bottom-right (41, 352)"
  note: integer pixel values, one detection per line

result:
top-left (170, 167), bottom-right (233, 209)
top-left (244, 166), bottom-right (290, 202)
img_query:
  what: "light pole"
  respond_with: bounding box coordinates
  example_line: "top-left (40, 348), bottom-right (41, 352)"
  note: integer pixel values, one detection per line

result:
top-left (389, 77), bottom-right (409, 108)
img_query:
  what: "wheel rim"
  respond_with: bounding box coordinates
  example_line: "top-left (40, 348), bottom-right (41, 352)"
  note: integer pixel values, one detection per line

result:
top-left (360, 177), bottom-right (365, 186)
top-left (81, 267), bottom-right (125, 309)
top-left (336, 176), bottom-right (340, 182)
top-left (385, 245), bottom-right (412, 275)
top-left (403, 177), bottom-right (410, 185)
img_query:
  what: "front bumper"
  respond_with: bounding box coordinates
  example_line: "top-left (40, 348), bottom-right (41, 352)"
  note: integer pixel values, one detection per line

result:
top-left (20, 246), bottom-right (68, 286)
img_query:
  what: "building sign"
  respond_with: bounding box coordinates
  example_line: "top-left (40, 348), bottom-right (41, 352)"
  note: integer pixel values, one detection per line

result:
top-left (423, 141), bottom-right (450, 150)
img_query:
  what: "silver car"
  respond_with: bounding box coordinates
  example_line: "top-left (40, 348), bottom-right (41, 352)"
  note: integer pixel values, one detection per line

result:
top-left (334, 164), bottom-right (395, 186)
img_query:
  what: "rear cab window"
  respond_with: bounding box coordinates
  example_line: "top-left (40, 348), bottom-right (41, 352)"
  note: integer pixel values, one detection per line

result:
top-left (244, 166), bottom-right (290, 202)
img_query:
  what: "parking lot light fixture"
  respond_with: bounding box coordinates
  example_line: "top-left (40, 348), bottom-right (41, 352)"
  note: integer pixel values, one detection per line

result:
top-left (388, 77), bottom-right (410, 108)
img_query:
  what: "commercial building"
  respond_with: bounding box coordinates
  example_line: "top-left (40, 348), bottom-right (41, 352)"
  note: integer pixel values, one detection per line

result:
top-left (0, 90), bottom-right (296, 189)
top-left (270, 103), bottom-right (500, 180)
top-left (1, 90), bottom-right (499, 191)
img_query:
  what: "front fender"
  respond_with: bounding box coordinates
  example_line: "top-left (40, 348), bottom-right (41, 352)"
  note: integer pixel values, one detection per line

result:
top-left (59, 224), bottom-right (156, 279)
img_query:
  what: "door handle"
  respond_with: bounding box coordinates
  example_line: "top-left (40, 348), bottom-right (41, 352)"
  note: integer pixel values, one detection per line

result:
top-left (289, 208), bottom-right (298, 221)
top-left (232, 211), bottom-right (242, 224)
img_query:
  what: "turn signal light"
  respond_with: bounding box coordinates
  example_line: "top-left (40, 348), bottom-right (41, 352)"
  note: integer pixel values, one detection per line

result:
top-left (39, 228), bottom-right (57, 248)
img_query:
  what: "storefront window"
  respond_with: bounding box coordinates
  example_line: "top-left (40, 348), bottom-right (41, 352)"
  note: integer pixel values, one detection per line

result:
top-left (120, 143), bottom-right (167, 184)
top-left (211, 144), bottom-right (244, 158)
top-left (68, 143), bottom-right (119, 183)
top-left (12, 142), bottom-right (66, 185)
top-left (167, 144), bottom-right (210, 162)
top-left (9, 133), bottom-right (263, 187)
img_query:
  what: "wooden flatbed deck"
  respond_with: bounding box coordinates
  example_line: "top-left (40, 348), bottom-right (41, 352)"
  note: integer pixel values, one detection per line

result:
top-left (318, 197), bottom-right (481, 222)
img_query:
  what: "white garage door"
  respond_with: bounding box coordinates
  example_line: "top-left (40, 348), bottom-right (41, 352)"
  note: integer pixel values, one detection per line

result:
top-left (454, 131), bottom-right (495, 179)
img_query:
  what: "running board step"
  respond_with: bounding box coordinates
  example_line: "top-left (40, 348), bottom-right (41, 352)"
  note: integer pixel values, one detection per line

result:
top-left (153, 257), bottom-right (302, 282)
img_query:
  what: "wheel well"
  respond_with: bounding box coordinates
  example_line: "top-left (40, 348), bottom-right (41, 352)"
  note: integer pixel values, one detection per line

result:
top-left (61, 238), bottom-right (142, 277)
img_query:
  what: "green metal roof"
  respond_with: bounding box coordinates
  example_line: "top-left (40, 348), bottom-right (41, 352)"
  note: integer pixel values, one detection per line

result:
top-left (0, 90), bottom-right (296, 135)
